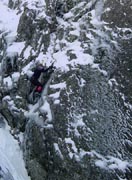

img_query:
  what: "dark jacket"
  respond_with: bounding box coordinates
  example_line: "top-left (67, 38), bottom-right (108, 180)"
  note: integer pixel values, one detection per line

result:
top-left (32, 65), bottom-right (50, 80)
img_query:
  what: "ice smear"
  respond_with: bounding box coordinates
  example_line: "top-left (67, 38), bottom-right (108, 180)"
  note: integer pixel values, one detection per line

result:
top-left (54, 143), bottom-right (64, 160)
top-left (0, 119), bottom-right (30, 180)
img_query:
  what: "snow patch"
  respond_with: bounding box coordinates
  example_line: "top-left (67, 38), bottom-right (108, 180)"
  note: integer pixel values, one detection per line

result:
top-left (23, 46), bottom-right (32, 59)
top-left (7, 42), bottom-right (25, 56)
top-left (95, 156), bottom-right (130, 172)
top-left (49, 91), bottom-right (60, 99)
top-left (50, 82), bottom-right (67, 90)
top-left (65, 138), bottom-right (78, 158)
top-left (21, 0), bottom-right (46, 10)
top-left (0, 1), bottom-right (21, 33)
top-left (12, 72), bottom-right (20, 82)
top-left (64, 12), bottom-right (74, 20)
top-left (3, 76), bottom-right (13, 89)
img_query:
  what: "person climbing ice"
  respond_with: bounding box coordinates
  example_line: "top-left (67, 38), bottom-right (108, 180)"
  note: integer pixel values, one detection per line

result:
top-left (30, 62), bottom-right (54, 93)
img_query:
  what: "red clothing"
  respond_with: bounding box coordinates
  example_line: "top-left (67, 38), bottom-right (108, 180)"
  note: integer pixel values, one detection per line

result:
top-left (30, 65), bottom-right (51, 92)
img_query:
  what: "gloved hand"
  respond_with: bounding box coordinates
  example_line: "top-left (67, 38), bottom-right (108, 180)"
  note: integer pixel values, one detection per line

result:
top-left (50, 64), bottom-right (55, 69)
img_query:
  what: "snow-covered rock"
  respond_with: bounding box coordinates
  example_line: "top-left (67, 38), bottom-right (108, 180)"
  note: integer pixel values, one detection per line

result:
top-left (0, 0), bottom-right (132, 180)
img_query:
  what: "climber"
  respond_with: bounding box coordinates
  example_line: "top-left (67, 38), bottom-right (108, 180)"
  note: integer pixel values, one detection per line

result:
top-left (30, 63), bottom-right (54, 93)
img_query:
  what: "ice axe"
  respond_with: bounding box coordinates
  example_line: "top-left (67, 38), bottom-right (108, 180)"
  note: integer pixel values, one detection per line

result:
top-left (50, 60), bottom-right (56, 68)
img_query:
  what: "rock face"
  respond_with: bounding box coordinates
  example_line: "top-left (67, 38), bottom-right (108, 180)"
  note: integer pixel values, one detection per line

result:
top-left (102, 0), bottom-right (132, 104)
top-left (0, 0), bottom-right (132, 180)
top-left (102, 0), bottom-right (132, 28)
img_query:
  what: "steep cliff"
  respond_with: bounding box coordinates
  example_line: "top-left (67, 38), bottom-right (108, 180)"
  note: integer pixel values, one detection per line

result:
top-left (0, 0), bottom-right (132, 180)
